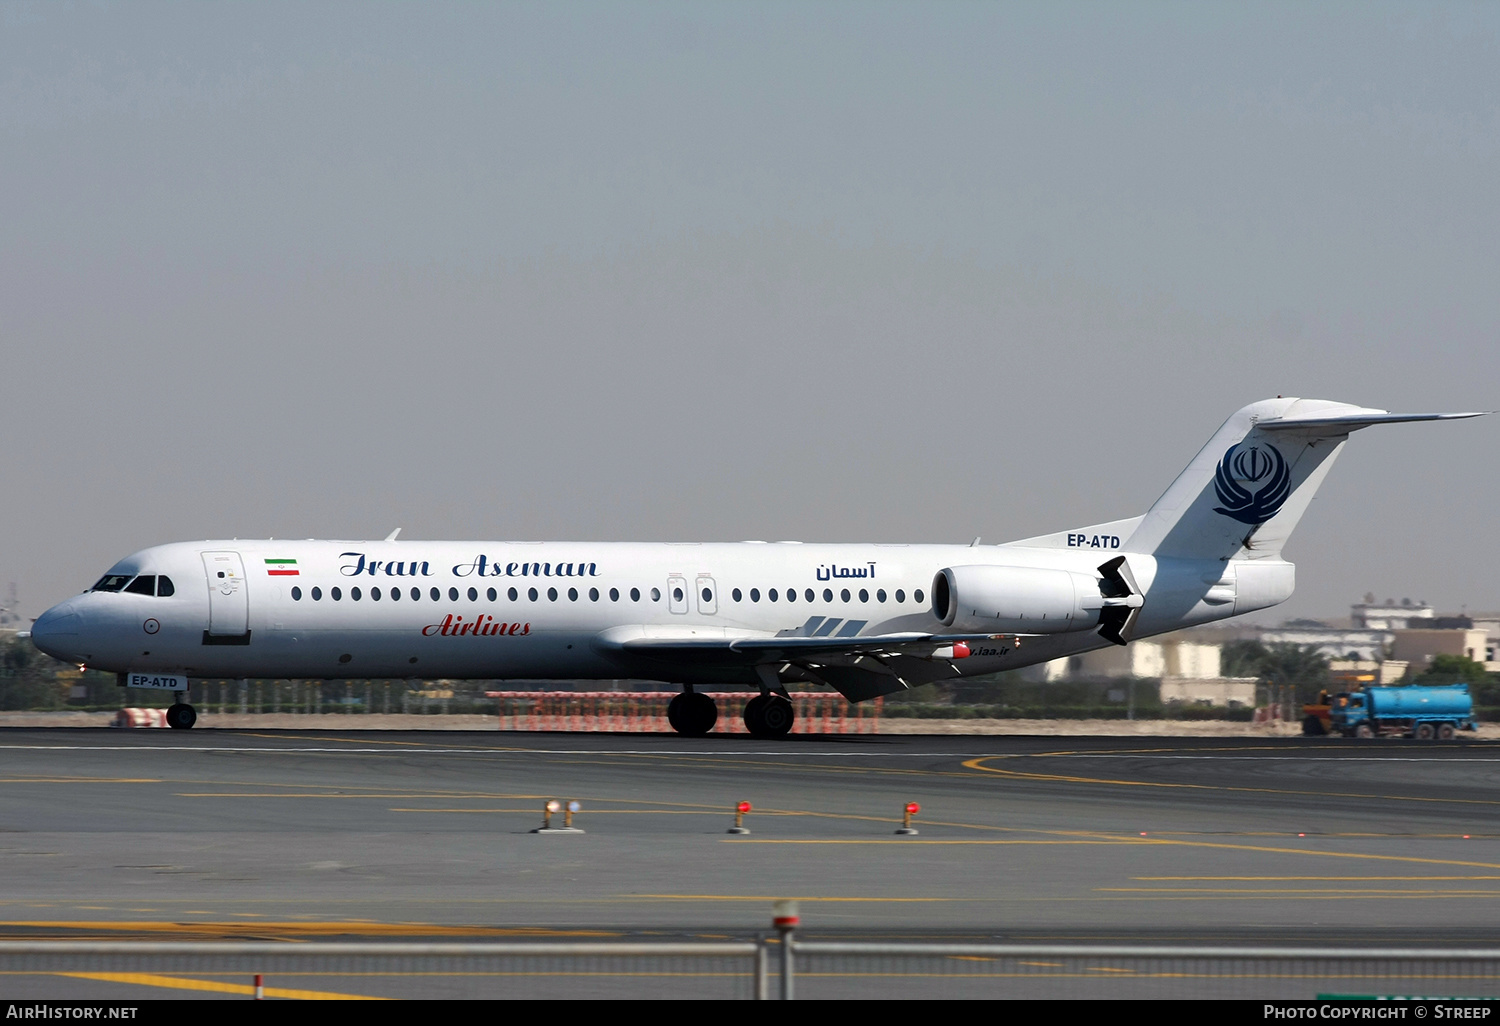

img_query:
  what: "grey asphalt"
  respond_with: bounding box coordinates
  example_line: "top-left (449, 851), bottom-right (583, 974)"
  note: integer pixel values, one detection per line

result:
top-left (3, 728), bottom-right (1500, 999)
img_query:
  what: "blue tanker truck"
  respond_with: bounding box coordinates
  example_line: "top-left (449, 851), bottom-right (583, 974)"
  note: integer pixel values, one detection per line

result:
top-left (1328, 683), bottom-right (1477, 739)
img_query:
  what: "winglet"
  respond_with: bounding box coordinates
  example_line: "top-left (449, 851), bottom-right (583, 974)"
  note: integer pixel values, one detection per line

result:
top-left (384, 528), bottom-right (402, 542)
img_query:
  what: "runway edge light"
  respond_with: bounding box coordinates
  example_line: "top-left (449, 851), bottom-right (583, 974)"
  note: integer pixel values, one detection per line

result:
top-left (530, 799), bottom-right (583, 834)
top-left (728, 801), bottom-right (752, 835)
top-left (896, 802), bottom-right (920, 836)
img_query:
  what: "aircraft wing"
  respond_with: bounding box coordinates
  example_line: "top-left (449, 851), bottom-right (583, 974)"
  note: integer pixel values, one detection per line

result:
top-left (594, 621), bottom-right (1030, 701)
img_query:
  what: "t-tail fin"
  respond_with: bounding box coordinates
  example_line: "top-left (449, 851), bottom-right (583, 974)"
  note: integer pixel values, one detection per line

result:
top-left (1124, 399), bottom-right (1483, 562)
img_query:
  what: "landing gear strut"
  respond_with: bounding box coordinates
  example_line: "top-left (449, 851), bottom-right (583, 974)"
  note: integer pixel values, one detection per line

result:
top-left (744, 693), bottom-right (794, 738)
top-left (166, 691), bottom-right (197, 730)
top-left (666, 688), bottom-right (718, 736)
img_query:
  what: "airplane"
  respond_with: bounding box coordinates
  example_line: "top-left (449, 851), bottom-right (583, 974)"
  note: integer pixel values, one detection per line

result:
top-left (27, 398), bottom-right (1484, 735)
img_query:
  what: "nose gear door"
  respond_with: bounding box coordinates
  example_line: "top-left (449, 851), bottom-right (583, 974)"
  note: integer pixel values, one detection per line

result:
top-left (201, 551), bottom-right (249, 637)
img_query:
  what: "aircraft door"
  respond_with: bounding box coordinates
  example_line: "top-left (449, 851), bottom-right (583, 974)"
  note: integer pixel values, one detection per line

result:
top-left (696, 575), bottom-right (717, 615)
top-left (201, 551), bottom-right (249, 636)
top-left (667, 575), bottom-right (688, 614)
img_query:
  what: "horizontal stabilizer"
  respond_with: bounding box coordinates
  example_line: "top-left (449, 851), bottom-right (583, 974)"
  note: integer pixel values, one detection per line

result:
top-left (1257, 409), bottom-right (1487, 432)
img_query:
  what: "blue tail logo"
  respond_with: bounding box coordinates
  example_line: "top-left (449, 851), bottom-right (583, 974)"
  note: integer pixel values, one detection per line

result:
top-left (1213, 443), bottom-right (1292, 524)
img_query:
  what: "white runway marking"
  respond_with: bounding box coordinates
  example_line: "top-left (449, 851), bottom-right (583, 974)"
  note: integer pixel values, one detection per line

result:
top-left (0, 743), bottom-right (1496, 763)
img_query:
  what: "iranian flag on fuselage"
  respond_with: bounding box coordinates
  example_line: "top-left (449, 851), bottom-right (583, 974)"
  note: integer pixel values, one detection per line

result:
top-left (264, 558), bottom-right (299, 576)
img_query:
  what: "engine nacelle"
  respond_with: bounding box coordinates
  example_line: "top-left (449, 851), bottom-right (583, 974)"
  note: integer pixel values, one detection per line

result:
top-left (931, 565), bottom-right (1106, 635)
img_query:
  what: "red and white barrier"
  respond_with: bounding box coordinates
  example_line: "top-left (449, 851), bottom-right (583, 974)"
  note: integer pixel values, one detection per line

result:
top-left (486, 691), bottom-right (882, 734)
top-left (114, 708), bottom-right (168, 728)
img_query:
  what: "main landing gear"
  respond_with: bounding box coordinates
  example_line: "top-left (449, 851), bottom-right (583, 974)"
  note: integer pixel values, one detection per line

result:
top-left (743, 693), bottom-right (794, 738)
top-left (666, 688), bottom-right (718, 737)
top-left (166, 691), bottom-right (197, 730)
top-left (664, 687), bottom-right (798, 738)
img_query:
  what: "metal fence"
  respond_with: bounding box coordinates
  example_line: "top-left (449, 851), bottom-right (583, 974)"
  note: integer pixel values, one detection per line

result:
top-left (6, 940), bottom-right (1500, 1000)
top-left (784, 943), bottom-right (1500, 1001)
top-left (0, 941), bottom-right (765, 1001)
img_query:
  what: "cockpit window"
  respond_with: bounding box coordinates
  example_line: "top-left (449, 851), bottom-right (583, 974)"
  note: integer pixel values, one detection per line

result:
top-left (157, 576), bottom-right (175, 597)
top-left (92, 574), bottom-right (133, 593)
top-left (125, 575), bottom-right (156, 596)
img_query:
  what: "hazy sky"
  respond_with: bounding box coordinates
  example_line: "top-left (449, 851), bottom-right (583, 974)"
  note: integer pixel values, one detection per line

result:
top-left (3, 1), bottom-right (1496, 623)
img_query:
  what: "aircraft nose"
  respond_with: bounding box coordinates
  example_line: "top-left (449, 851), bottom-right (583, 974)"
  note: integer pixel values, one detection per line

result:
top-left (30, 600), bottom-right (85, 662)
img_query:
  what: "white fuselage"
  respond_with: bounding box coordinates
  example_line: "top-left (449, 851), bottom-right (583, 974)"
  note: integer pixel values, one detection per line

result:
top-left (29, 537), bottom-right (1253, 691)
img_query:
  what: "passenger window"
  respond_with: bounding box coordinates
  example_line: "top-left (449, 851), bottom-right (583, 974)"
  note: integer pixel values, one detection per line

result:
top-left (509, 587), bottom-right (519, 601)
top-left (331, 587), bottom-right (342, 601)
top-left (487, 588), bottom-right (497, 601)
top-left (449, 587), bottom-right (459, 601)
top-left (352, 587), bottom-right (362, 601)
top-left (389, 586), bottom-right (399, 601)
top-left (630, 587), bottom-right (640, 601)
top-left (673, 587), bottom-right (684, 602)
top-left (895, 589), bottom-right (905, 603)
top-left (430, 587), bottom-right (441, 601)
top-left (528, 587), bottom-right (539, 601)
top-left (372, 587), bottom-right (382, 600)
top-left (859, 589), bottom-right (868, 602)
top-left (841, 589), bottom-right (850, 602)
top-left (311, 587), bottom-right (322, 601)
top-left (413, 587), bottom-right (422, 601)
top-left (732, 588), bottom-right (742, 602)
top-left (468, 587), bottom-right (479, 601)
top-left (877, 589), bottom-right (887, 602)
top-left (548, 587), bottom-right (559, 601)
top-left (822, 588), bottom-right (832, 602)
top-left (589, 588), bottom-right (600, 601)
top-left (785, 588), bottom-right (794, 603)
top-left (806, 589), bottom-right (815, 602)
top-left (568, 587), bottom-right (578, 601)
top-left (609, 588), bottom-right (619, 601)
top-left (157, 576), bottom-right (175, 597)
top-left (291, 586), bottom-right (302, 601)
top-left (750, 588), bottom-right (760, 602)
top-left (768, 588), bottom-right (778, 601)
top-left (650, 587), bottom-right (661, 602)
top-left (125, 575), bottom-right (155, 596)
top-left (915, 589), bottom-right (925, 604)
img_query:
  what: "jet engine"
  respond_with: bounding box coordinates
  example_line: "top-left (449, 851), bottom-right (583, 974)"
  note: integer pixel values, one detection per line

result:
top-left (931, 557), bottom-right (1144, 642)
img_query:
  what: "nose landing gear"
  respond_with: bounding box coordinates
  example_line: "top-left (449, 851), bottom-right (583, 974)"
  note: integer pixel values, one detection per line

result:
top-left (166, 691), bottom-right (197, 730)
top-left (666, 688), bottom-right (718, 736)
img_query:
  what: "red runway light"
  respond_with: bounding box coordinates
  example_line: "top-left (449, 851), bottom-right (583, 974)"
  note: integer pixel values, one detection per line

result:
top-left (905, 802), bottom-right (920, 815)
top-left (737, 801), bottom-right (752, 814)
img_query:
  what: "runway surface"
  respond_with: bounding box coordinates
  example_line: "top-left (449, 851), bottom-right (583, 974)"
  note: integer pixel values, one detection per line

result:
top-left (4, 728), bottom-right (1500, 998)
